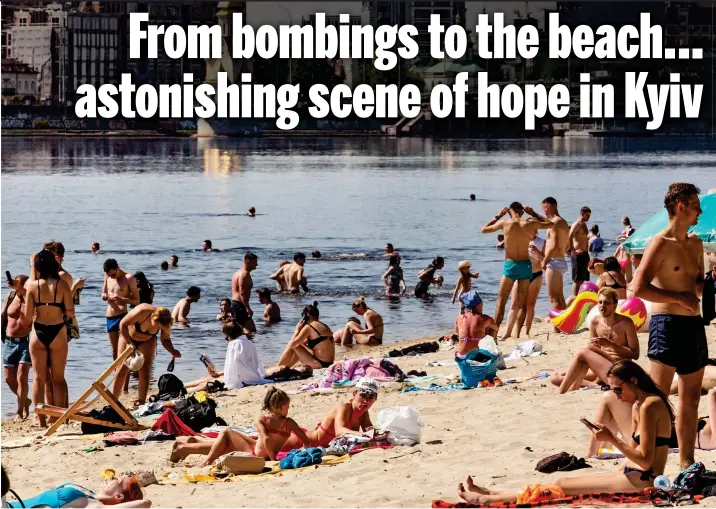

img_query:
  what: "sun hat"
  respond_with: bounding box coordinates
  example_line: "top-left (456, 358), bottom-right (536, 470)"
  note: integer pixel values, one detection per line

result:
top-left (458, 260), bottom-right (471, 270)
top-left (355, 377), bottom-right (379, 395)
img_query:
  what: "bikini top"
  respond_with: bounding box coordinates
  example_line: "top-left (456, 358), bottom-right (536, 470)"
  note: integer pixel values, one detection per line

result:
top-left (263, 415), bottom-right (291, 438)
top-left (133, 313), bottom-right (158, 339)
top-left (306, 322), bottom-right (331, 349)
top-left (631, 433), bottom-right (672, 448)
top-left (605, 272), bottom-right (626, 290)
top-left (36, 279), bottom-right (65, 312)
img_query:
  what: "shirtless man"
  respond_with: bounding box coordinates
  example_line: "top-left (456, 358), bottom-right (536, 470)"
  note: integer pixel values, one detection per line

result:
top-left (171, 286), bottom-right (201, 324)
top-left (169, 377), bottom-right (379, 463)
top-left (170, 255), bottom-right (178, 268)
top-left (3, 275), bottom-right (32, 420)
top-left (271, 253), bottom-right (309, 293)
top-left (536, 198), bottom-right (571, 325)
top-left (481, 202), bottom-right (552, 333)
top-left (551, 287), bottom-right (639, 393)
top-left (232, 252), bottom-right (258, 330)
top-left (256, 288), bottom-right (281, 323)
top-left (633, 182), bottom-right (705, 469)
top-left (333, 296), bottom-right (384, 346)
top-left (91, 242), bottom-right (100, 254)
top-left (454, 291), bottom-right (497, 360)
top-left (102, 259), bottom-right (139, 360)
top-left (569, 206), bottom-right (592, 296)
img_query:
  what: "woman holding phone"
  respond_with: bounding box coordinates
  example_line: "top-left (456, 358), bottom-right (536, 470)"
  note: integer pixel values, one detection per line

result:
top-left (275, 302), bottom-right (334, 369)
top-left (455, 360), bottom-right (673, 506)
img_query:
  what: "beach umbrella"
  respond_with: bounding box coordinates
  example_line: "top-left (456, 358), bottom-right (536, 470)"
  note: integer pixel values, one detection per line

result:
top-left (622, 193), bottom-right (716, 255)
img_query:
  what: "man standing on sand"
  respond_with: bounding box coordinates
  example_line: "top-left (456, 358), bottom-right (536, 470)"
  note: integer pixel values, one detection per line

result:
top-left (534, 198), bottom-right (570, 319)
top-left (481, 202), bottom-right (552, 333)
top-left (102, 259), bottom-right (139, 360)
top-left (232, 252), bottom-right (258, 329)
top-left (633, 182), bottom-right (705, 469)
top-left (2, 275), bottom-right (32, 421)
top-left (569, 206), bottom-right (592, 296)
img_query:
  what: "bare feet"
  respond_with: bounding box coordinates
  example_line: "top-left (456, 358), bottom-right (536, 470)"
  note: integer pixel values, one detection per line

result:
top-left (457, 476), bottom-right (493, 505)
top-left (170, 442), bottom-right (187, 463)
top-left (13, 413), bottom-right (23, 423)
top-left (32, 415), bottom-right (47, 428)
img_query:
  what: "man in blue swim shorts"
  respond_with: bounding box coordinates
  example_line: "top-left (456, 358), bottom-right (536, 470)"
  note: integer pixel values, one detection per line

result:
top-left (482, 202), bottom-right (553, 334)
top-left (633, 183), bottom-right (706, 470)
top-left (2, 275), bottom-right (32, 421)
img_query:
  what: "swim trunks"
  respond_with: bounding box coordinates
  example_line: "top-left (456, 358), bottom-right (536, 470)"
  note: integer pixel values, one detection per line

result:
top-left (546, 258), bottom-right (568, 273)
top-left (571, 252), bottom-right (590, 282)
top-left (503, 259), bottom-right (532, 281)
top-left (3, 337), bottom-right (31, 367)
top-left (530, 271), bottom-right (543, 282)
top-left (106, 314), bottom-right (126, 333)
top-left (648, 314), bottom-right (708, 375)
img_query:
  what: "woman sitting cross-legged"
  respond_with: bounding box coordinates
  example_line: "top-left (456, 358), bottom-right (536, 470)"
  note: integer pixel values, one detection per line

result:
top-left (275, 302), bottom-right (334, 369)
top-left (551, 288), bottom-right (638, 394)
top-left (457, 360), bottom-right (674, 506)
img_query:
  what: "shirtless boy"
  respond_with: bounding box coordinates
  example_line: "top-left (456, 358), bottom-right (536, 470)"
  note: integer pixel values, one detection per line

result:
top-left (633, 182), bottom-right (705, 469)
top-left (256, 288), bottom-right (281, 323)
top-left (102, 259), bottom-right (139, 360)
top-left (171, 286), bottom-right (201, 324)
top-left (569, 206), bottom-right (592, 296)
top-left (481, 202), bottom-right (552, 333)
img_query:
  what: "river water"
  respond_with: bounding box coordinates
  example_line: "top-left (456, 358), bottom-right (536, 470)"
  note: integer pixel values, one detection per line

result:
top-left (1, 136), bottom-right (714, 416)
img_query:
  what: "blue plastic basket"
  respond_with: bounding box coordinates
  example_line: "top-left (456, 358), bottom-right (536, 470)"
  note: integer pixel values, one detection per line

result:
top-left (456, 349), bottom-right (499, 388)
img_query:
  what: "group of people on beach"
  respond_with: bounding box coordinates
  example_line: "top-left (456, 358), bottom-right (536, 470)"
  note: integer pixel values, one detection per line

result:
top-left (2, 182), bottom-right (713, 507)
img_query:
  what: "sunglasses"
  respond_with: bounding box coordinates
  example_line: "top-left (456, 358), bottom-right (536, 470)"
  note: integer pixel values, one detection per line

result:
top-left (358, 391), bottom-right (377, 401)
top-left (611, 381), bottom-right (626, 395)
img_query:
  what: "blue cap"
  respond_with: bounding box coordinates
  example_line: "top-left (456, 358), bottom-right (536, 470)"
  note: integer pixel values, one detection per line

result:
top-left (459, 290), bottom-right (482, 309)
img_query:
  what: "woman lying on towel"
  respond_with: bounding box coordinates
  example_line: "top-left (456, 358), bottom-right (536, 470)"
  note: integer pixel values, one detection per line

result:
top-left (456, 360), bottom-right (673, 506)
top-left (4, 471), bottom-right (149, 508)
top-left (169, 378), bottom-right (379, 464)
top-left (588, 383), bottom-right (716, 457)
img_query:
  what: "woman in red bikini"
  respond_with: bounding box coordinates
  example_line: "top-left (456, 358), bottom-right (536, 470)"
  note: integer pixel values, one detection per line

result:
top-left (169, 379), bottom-right (379, 463)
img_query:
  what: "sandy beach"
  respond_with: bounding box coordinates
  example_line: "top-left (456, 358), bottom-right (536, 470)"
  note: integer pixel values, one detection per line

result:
top-left (3, 320), bottom-right (716, 507)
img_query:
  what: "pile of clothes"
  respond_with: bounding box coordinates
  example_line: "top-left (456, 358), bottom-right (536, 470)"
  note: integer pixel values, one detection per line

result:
top-left (301, 357), bottom-right (404, 390)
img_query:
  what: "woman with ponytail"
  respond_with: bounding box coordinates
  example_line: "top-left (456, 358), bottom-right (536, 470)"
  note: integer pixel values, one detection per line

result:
top-left (276, 302), bottom-right (334, 369)
top-left (455, 360), bottom-right (674, 506)
top-left (333, 297), bottom-right (384, 346)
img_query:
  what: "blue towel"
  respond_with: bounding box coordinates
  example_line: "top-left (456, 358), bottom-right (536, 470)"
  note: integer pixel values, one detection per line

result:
top-left (279, 447), bottom-right (323, 469)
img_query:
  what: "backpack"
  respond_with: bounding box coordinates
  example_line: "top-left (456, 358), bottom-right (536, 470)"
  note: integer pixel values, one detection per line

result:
top-left (81, 405), bottom-right (124, 434)
top-left (535, 452), bottom-right (591, 474)
top-left (175, 398), bottom-right (226, 432)
top-left (150, 374), bottom-right (187, 402)
top-left (134, 271), bottom-right (155, 305)
top-left (673, 462), bottom-right (716, 495)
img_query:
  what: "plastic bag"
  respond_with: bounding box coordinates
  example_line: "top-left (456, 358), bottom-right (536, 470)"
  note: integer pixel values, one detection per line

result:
top-left (477, 337), bottom-right (506, 370)
top-left (377, 406), bottom-right (423, 446)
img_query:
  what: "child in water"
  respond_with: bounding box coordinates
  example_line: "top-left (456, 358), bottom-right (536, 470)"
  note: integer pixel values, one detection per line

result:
top-left (451, 260), bottom-right (480, 305)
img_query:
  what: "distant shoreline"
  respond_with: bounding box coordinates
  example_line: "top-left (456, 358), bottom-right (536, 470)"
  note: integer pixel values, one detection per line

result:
top-left (1, 129), bottom-right (386, 138)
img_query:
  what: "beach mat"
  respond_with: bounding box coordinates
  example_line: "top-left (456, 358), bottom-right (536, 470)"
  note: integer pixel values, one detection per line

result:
top-left (432, 490), bottom-right (662, 508)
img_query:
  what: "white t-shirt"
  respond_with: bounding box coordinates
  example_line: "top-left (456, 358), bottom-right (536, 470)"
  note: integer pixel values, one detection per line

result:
top-left (223, 336), bottom-right (268, 389)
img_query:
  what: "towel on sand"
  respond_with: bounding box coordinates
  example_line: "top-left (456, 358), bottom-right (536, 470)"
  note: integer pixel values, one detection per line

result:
top-left (432, 490), bottom-right (670, 508)
top-left (279, 447), bottom-right (323, 469)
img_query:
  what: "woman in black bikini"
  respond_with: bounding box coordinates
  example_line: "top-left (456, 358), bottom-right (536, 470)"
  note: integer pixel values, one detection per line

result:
top-left (597, 256), bottom-right (627, 300)
top-left (456, 360), bottom-right (673, 506)
top-left (276, 302), bottom-right (334, 369)
top-left (23, 250), bottom-right (74, 427)
top-left (110, 303), bottom-right (180, 406)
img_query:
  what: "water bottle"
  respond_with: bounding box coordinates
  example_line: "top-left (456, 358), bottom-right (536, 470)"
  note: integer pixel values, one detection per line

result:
top-left (654, 475), bottom-right (672, 490)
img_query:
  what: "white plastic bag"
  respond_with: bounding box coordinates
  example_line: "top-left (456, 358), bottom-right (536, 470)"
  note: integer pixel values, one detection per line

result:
top-left (377, 406), bottom-right (423, 446)
top-left (476, 337), bottom-right (506, 370)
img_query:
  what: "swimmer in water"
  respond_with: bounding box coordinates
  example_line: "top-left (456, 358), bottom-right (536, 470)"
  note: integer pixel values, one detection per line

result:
top-left (203, 240), bottom-right (218, 252)
top-left (271, 253), bottom-right (309, 293)
top-left (248, 207), bottom-right (256, 217)
top-left (312, 250), bottom-right (322, 259)
top-left (91, 242), bottom-right (100, 254)
top-left (170, 255), bottom-right (178, 268)
top-left (257, 288), bottom-right (281, 323)
top-left (171, 286), bottom-right (201, 324)
top-left (470, 194), bottom-right (476, 201)
top-left (160, 261), bottom-right (168, 271)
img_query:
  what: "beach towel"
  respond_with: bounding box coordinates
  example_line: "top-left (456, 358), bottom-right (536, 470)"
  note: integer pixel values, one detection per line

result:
top-left (300, 357), bottom-right (401, 391)
top-left (402, 379), bottom-right (503, 393)
top-left (279, 447), bottom-right (323, 469)
top-left (151, 408), bottom-right (198, 437)
top-left (432, 490), bottom-right (666, 508)
top-left (103, 431), bottom-right (139, 447)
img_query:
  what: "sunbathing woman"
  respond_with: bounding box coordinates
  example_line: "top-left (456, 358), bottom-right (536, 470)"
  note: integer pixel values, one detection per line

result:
top-left (333, 297), bottom-right (384, 346)
top-left (457, 360), bottom-right (673, 506)
top-left (596, 256), bottom-right (627, 300)
top-left (170, 379), bottom-right (379, 462)
top-left (454, 291), bottom-right (497, 359)
top-left (22, 250), bottom-right (74, 427)
top-left (6, 473), bottom-right (148, 508)
top-left (276, 302), bottom-right (334, 369)
top-left (552, 288), bottom-right (638, 394)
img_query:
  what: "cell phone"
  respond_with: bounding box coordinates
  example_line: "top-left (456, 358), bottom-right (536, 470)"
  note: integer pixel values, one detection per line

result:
top-left (580, 418), bottom-right (601, 431)
top-left (5, 271), bottom-right (13, 285)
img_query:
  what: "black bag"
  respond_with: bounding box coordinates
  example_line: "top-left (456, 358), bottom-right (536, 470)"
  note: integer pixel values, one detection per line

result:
top-left (535, 452), bottom-right (591, 474)
top-left (175, 398), bottom-right (226, 432)
top-left (154, 373), bottom-right (187, 400)
top-left (673, 462), bottom-right (716, 495)
top-left (81, 405), bottom-right (124, 434)
top-left (206, 380), bottom-right (226, 393)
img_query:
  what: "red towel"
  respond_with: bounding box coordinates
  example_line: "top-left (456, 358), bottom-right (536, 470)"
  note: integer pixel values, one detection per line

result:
top-left (151, 409), bottom-right (197, 437)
